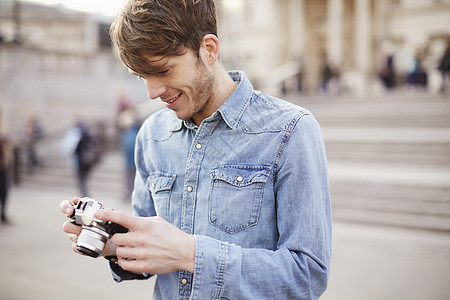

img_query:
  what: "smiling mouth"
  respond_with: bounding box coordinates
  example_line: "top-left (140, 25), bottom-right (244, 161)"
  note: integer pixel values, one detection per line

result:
top-left (163, 92), bottom-right (182, 104)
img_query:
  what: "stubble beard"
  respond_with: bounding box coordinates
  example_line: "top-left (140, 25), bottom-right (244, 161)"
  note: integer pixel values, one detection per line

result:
top-left (178, 57), bottom-right (215, 122)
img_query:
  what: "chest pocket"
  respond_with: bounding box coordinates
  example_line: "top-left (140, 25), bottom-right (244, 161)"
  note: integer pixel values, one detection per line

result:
top-left (146, 172), bottom-right (176, 220)
top-left (209, 165), bottom-right (271, 234)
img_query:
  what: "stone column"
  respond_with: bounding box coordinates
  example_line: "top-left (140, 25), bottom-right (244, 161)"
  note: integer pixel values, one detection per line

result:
top-left (288, 0), bottom-right (305, 59)
top-left (354, 0), bottom-right (372, 94)
top-left (327, 0), bottom-right (344, 68)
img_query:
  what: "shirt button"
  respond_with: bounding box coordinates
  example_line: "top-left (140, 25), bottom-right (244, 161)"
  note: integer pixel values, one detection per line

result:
top-left (151, 183), bottom-right (156, 189)
top-left (181, 278), bottom-right (188, 285)
top-left (237, 176), bottom-right (243, 182)
top-left (187, 186), bottom-right (193, 192)
top-left (195, 143), bottom-right (202, 150)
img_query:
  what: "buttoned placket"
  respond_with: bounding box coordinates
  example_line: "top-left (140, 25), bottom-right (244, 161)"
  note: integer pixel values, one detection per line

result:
top-left (178, 270), bottom-right (192, 299)
top-left (180, 118), bottom-right (220, 234)
top-left (178, 118), bottom-right (220, 298)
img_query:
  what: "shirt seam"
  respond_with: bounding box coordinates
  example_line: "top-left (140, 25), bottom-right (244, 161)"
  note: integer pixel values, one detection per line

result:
top-left (273, 112), bottom-right (309, 183)
top-left (212, 241), bottom-right (228, 299)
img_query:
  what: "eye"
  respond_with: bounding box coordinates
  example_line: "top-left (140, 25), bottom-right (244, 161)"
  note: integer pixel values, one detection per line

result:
top-left (157, 69), bottom-right (169, 76)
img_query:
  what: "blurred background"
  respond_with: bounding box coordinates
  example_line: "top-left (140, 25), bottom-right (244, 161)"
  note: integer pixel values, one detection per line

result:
top-left (0, 0), bottom-right (449, 299)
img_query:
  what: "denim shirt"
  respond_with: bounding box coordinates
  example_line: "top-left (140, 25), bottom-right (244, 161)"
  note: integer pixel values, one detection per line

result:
top-left (111, 71), bottom-right (332, 300)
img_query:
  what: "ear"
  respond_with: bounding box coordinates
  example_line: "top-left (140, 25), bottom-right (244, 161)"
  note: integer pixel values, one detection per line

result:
top-left (200, 34), bottom-right (220, 65)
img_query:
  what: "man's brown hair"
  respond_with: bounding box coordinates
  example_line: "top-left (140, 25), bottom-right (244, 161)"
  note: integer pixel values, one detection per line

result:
top-left (110, 0), bottom-right (217, 75)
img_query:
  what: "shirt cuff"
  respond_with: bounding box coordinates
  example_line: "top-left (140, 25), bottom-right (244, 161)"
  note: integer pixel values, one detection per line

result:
top-left (108, 260), bottom-right (152, 283)
top-left (191, 235), bottom-right (229, 299)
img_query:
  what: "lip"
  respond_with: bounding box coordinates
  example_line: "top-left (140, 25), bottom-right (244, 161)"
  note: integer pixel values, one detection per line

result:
top-left (162, 92), bottom-right (182, 109)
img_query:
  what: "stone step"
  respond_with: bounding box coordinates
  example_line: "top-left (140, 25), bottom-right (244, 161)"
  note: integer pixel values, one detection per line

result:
top-left (21, 170), bottom-right (124, 195)
top-left (17, 151), bottom-right (126, 200)
top-left (298, 97), bottom-right (450, 128)
top-left (331, 179), bottom-right (450, 206)
top-left (331, 207), bottom-right (450, 232)
top-left (329, 161), bottom-right (450, 232)
top-left (327, 143), bottom-right (450, 165)
top-left (331, 181), bottom-right (450, 231)
top-left (328, 161), bottom-right (450, 189)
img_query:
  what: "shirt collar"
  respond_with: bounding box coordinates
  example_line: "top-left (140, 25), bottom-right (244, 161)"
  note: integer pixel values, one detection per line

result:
top-left (216, 70), bottom-right (253, 129)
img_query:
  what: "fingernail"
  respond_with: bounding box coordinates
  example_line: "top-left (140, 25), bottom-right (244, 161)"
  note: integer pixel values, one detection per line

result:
top-left (65, 207), bottom-right (71, 215)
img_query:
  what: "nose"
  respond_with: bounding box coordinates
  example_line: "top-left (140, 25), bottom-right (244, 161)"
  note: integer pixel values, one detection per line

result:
top-left (144, 76), bottom-right (167, 100)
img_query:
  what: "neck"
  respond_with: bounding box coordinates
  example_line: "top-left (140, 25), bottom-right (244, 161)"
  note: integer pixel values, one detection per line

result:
top-left (213, 64), bottom-right (238, 107)
top-left (192, 63), bottom-right (237, 126)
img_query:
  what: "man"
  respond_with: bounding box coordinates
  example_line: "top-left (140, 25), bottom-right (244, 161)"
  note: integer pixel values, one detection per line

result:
top-left (60, 0), bottom-right (332, 299)
top-left (0, 120), bottom-right (10, 224)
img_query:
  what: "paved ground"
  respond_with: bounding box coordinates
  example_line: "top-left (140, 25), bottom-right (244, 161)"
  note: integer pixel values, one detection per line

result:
top-left (1, 182), bottom-right (449, 300)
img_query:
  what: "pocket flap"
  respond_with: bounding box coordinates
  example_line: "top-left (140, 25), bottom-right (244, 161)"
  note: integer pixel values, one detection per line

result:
top-left (211, 165), bottom-right (271, 187)
top-left (146, 172), bottom-right (176, 193)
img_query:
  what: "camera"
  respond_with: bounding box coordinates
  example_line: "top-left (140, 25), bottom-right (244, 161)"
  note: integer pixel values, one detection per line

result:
top-left (68, 199), bottom-right (128, 258)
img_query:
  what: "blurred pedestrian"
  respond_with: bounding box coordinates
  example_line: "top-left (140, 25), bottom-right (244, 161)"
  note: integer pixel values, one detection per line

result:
top-left (73, 121), bottom-right (102, 197)
top-left (117, 109), bottom-right (140, 200)
top-left (23, 113), bottom-right (44, 174)
top-left (0, 121), bottom-right (11, 224)
top-left (320, 55), bottom-right (340, 95)
top-left (379, 54), bottom-right (396, 90)
top-left (438, 41), bottom-right (450, 94)
top-left (116, 94), bottom-right (134, 118)
top-left (406, 48), bottom-right (428, 90)
top-left (115, 94), bottom-right (134, 136)
top-left (320, 60), bottom-right (332, 93)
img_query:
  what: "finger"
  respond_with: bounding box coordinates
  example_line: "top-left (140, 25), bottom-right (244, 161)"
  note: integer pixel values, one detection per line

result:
top-left (71, 242), bottom-right (85, 256)
top-left (95, 209), bottom-right (137, 231)
top-left (62, 220), bottom-right (82, 235)
top-left (110, 232), bottom-right (129, 247)
top-left (59, 200), bottom-right (74, 216)
top-left (68, 233), bottom-right (78, 243)
top-left (117, 257), bottom-right (146, 274)
top-left (116, 245), bottom-right (139, 259)
top-left (59, 197), bottom-right (83, 215)
top-left (110, 230), bottom-right (146, 249)
top-left (72, 197), bottom-right (82, 203)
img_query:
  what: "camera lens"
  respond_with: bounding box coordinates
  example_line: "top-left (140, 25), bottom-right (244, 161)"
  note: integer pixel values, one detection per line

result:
top-left (76, 226), bottom-right (109, 258)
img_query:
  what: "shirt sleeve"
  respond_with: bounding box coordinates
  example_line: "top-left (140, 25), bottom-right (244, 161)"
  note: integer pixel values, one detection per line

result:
top-left (190, 114), bottom-right (332, 300)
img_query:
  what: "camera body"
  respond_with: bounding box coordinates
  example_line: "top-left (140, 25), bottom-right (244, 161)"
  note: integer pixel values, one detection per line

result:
top-left (68, 199), bottom-right (128, 258)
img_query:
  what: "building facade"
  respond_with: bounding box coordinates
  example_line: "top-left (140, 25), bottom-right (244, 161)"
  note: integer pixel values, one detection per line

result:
top-left (0, 1), bottom-right (155, 145)
top-left (0, 0), bottom-right (449, 144)
top-left (217, 0), bottom-right (450, 95)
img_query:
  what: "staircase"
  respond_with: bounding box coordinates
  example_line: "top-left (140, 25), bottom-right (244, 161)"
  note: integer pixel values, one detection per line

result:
top-left (17, 146), bottom-right (127, 202)
top-left (297, 92), bottom-right (450, 232)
